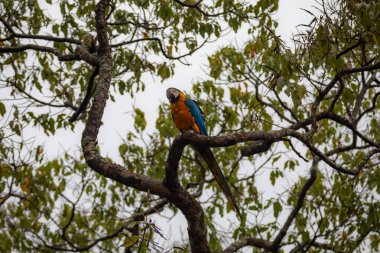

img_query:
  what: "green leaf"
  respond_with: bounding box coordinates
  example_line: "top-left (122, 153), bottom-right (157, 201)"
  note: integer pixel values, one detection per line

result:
top-left (273, 201), bottom-right (282, 218)
top-left (134, 108), bottom-right (146, 132)
top-left (124, 234), bottom-right (139, 248)
top-left (0, 102), bottom-right (6, 116)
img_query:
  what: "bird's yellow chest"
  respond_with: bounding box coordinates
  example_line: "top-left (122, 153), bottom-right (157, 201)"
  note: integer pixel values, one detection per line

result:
top-left (170, 102), bottom-right (200, 133)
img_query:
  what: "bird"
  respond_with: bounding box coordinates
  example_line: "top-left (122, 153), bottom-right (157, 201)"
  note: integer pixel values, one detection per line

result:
top-left (166, 87), bottom-right (242, 219)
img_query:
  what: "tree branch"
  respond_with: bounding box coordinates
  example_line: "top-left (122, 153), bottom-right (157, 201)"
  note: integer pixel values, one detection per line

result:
top-left (0, 44), bottom-right (97, 66)
top-left (165, 136), bottom-right (210, 252)
top-left (357, 91), bottom-right (380, 121)
top-left (352, 74), bottom-right (374, 120)
top-left (111, 37), bottom-right (208, 61)
top-left (355, 148), bottom-right (380, 174)
top-left (271, 156), bottom-right (319, 250)
top-left (69, 66), bottom-right (99, 122)
top-left (10, 81), bottom-right (77, 110)
top-left (289, 111), bottom-right (379, 148)
top-left (336, 38), bottom-right (363, 59)
top-left (0, 17), bottom-right (81, 44)
top-left (81, 2), bottom-right (210, 252)
top-left (328, 79), bottom-right (344, 112)
top-left (312, 62), bottom-right (380, 119)
top-left (173, 0), bottom-right (234, 17)
top-left (223, 237), bottom-right (272, 253)
top-left (241, 139), bottom-right (274, 156)
top-left (61, 203), bottom-right (77, 249)
top-left (81, 0), bottom-right (170, 198)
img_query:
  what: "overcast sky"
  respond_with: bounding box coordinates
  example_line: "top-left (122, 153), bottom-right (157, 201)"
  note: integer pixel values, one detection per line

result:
top-left (1, 1), bottom-right (316, 250)
top-left (26, 0), bottom-right (315, 164)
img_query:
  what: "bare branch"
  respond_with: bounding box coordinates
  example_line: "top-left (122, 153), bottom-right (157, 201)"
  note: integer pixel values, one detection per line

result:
top-left (0, 17), bottom-right (81, 44)
top-left (111, 37), bottom-right (208, 61)
top-left (69, 66), bottom-right (99, 122)
top-left (289, 111), bottom-right (379, 148)
top-left (223, 237), bottom-right (272, 253)
top-left (173, 0), bottom-right (234, 17)
top-left (283, 138), bottom-right (309, 162)
top-left (336, 38), bottom-right (363, 59)
top-left (107, 20), bottom-right (174, 30)
top-left (273, 82), bottom-right (301, 123)
top-left (272, 156), bottom-right (319, 250)
top-left (61, 204), bottom-right (76, 249)
top-left (357, 91), bottom-right (380, 121)
top-left (311, 62), bottom-right (380, 121)
top-left (0, 44), bottom-right (97, 66)
top-left (355, 148), bottom-right (380, 174)
top-left (255, 84), bottom-right (296, 124)
top-left (352, 74), bottom-right (375, 120)
top-left (328, 79), bottom-right (344, 112)
top-left (0, 193), bottom-right (11, 208)
top-left (10, 81), bottom-right (77, 110)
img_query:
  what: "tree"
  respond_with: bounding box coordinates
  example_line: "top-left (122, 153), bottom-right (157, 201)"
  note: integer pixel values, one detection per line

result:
top-left (0, 0), bottom-right (379, 252)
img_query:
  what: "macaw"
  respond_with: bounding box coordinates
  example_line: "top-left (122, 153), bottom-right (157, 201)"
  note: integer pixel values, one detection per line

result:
top-left (166, 87), bottom-right (242, 219)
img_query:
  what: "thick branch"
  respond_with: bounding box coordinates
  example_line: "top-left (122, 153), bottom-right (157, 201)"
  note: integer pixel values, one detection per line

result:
top-left (223, 237), bottom-right (272, 253)
top-left (165, 136), bottom-right (186, 189)
top-left (241, 140), bottom-right (274, 156)
top-left (81, 2), bottom-right (210, 252)
top-left (165, 136), bottom-right (210, 252)
top-left (177, 127), bottom-right (362, 175)
top-left (81, 0), bottom-right (169, 198)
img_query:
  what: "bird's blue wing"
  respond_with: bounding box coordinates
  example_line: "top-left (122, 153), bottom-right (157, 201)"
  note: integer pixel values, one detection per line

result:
top-left (185, 98), bottom-right (207, 136)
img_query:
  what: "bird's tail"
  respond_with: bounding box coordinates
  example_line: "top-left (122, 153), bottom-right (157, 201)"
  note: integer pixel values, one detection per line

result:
top-left (194, 145), bottom-right (242, 220)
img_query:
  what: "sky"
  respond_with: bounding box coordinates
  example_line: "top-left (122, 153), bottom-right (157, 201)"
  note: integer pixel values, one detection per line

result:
top-left (1, 0), bottom-right (317, 251)
top-left (34, 0), bottom-right (316, 163)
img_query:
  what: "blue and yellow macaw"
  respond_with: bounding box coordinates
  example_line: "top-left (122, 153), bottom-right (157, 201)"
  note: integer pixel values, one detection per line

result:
top-left (166, 87), bottom-right (242, 219)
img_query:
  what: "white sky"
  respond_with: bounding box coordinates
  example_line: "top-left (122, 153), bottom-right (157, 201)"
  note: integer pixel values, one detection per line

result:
top-left (35, 0), bottom-right (316, 163)
top-left (1, 0), bottom-right (317, 251)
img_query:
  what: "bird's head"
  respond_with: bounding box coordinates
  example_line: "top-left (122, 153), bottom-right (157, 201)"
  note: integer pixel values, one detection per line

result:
top-left (166, 87), bottom-right (183, 104)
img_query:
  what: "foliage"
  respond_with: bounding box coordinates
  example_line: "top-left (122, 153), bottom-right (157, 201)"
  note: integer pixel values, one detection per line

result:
top-left (0, 0), bottom-right (379, 252)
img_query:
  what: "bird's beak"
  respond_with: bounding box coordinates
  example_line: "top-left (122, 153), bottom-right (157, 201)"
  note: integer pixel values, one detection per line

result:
top-left (166, 88), bottom-right (180, 103)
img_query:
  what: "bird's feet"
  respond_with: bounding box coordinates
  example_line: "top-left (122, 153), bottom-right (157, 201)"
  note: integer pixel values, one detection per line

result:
top-left (182, 130), bottom-right (196, 136)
